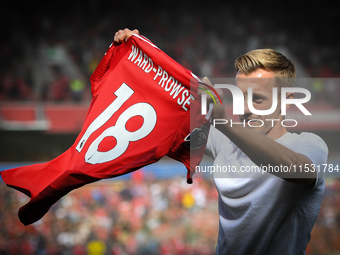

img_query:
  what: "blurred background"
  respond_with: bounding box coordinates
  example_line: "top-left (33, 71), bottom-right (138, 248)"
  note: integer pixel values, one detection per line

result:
top-left (0, 0), bottom-right (340, 254)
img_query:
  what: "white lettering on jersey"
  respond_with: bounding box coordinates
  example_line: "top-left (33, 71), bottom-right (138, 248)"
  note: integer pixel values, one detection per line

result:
top-left (127, 43), bottom-right (195, 111)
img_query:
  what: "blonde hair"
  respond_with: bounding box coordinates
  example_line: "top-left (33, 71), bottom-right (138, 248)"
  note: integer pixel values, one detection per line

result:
top-left (235, 49), bottom-right (296, 87)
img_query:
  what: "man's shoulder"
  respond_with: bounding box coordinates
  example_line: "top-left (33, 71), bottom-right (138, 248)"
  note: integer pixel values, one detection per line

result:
top-left (299, 132), bottom-right (325, 142)
top-left (290, 132), bottom-right (327, 147)
top-left (282, 132), bottom-right (329, 162)
top-left (278, 132), bottom-right (326, 146)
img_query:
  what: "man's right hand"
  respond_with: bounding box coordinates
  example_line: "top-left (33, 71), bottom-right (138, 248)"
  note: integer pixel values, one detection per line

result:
top-left (114, 28), bottom-right (139, 44)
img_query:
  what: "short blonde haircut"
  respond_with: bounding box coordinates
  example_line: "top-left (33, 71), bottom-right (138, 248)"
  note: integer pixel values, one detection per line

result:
top-left (235, 49), bottom-right (296, 87)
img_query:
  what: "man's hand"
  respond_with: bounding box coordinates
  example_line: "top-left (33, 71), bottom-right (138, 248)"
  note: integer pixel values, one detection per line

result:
top-left (200, 77), bottom-right (226, 119)
top-left (114, 28), bottom-right (139, 44)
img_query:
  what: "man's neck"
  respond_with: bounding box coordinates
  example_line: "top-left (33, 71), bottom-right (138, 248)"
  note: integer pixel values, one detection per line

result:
top-left (266, 119), bottom-right (288, 140)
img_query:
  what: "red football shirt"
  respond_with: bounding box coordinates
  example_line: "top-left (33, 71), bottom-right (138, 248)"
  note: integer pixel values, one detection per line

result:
top-left (0, 35), bottom-right (210, 225)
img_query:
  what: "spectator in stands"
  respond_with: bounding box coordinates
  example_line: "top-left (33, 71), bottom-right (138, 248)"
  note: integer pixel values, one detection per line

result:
top-left (69, 75), bottom-right (85, 102)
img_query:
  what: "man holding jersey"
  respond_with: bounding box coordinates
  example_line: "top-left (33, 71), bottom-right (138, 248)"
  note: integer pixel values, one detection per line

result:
top-left (115, 28), bottom-right (328, 255)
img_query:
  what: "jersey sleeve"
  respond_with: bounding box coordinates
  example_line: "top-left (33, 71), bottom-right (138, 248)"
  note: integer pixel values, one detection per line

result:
top-left (90, 41), bottom-right (120, 96)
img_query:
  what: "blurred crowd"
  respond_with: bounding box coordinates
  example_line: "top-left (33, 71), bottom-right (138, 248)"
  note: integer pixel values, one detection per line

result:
top-left (0, 172), bottom-right (219, 255)
top-left (307, 178), bottom-right (340, 255)
top-left (0, 1), bottom-right (340, 103)
top-left (0, 173), bottom-right (340, 255)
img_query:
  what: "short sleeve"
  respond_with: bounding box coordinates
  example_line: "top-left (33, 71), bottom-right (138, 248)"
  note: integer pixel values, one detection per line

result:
top-left (293, 132), bottom-right (329, 189)
top-left (205, 126), bottom-right (217, 158)
top-left (205, 126), bottom-right (232, 159)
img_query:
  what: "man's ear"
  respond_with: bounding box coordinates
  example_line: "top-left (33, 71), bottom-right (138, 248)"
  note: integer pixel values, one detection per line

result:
top-left (285, 92), bottom-right (295, 110)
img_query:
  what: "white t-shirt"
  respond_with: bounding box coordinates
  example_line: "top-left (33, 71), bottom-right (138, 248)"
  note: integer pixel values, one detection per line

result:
top-left (205, 127), bottom-right (328, 255)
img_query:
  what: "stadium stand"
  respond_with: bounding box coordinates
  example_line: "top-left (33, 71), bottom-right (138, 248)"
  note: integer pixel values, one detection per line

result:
top-left (1, 1), bottom-right (340, 254)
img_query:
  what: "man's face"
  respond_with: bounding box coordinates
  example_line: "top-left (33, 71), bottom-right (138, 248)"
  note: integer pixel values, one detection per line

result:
top-left (236, 69), bottom-right (282, 137)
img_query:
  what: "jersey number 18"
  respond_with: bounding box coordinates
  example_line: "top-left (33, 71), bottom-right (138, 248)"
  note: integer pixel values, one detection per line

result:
top-left (76, 83), bottom-right (157, 164)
